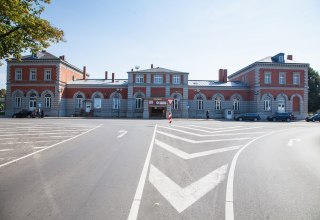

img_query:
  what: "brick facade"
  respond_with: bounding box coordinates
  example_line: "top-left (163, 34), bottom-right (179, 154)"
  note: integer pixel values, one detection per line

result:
top-left (5, 52), bottom-right (309, 119)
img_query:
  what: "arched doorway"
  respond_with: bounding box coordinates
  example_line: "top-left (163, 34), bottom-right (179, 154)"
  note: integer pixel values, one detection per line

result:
top-left (292, 96), bottom-right (300, 112)
top-left (29, 94), bottom-right (37, 111)
top-left (277, 97), bottom-right (285, 112)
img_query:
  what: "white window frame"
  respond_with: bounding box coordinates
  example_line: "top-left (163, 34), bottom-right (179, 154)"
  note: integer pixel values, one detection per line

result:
top-left (197, 97), bottom-right (203, 110)
top-left (293, 73), bottom-right (300, 85)
top-left (264, 72), bottom-right (271, 84)
top-left (233, 98), bottom-right (240, 111)
top-left (263, 98), bottom-right (271, 111)
top-left (29, 69), bottom-right (37, 81)
top-left (279, 72), bottom-right (286, 85)
top-left (135, 74), bottom-right (144, 83)
top-left (154, 75), bottom-right (163, 84)
top-left (173, 75), bottom-right (180, 84)
top-left (45, 69), bottom-right (52, 81)
top-left (94, 97), bottom-right (102, 109)
top-left (279, 56), bottom-right (284, 62)
top-left (135, 97), bottom-right (143, 109)
top-left (173, 98), bottom-right (179, 110)
top-left (15, 96), bottom-right (22, 108)
top-left (76, 95), bottom-right (83, 109)
top-left (15, 69), bottom-right (22, 80)
top-left (44, 94), bottom-right (52, 108)
top-left (215, 97), bottom-right (221, 110)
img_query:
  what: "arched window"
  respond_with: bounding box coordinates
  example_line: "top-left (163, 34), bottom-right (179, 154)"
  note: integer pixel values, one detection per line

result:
top-left (29, 93), bottom-right (37, 110)
top-left (44, 94), bottom-right (52, 108)
top-left (233, 97), bottom-right (240, 111)
top-left (215, 96), bottom-right (221, 110)
top-left (113, 93), bottom-right (120, 109)
top-left (135, 95), bottom-right (143, 109)
top-left (263, 96), bottom-right (271, 111)
top-left (173, 94), bottom-right (179, 110)
top-left (93, 94), bottom-right (102, 109)
top-left (197, 95), bottom-right (203, 110)
top-left (76, 94), bottom-right (83, 109)
top-left (15, 93), bottom-right (22, 108)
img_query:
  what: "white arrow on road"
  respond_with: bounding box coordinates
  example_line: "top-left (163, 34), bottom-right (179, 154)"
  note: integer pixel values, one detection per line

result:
top-left (149, 164), bottom-right (228, 213)
top-left (155, 139), bottom-right (241, 159)
top-left (287, 138), bottom-right (301, 146)
top-left (117, 130), bottom-right (128, 138)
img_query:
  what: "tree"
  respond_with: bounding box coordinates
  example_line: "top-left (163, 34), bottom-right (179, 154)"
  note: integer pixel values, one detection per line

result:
top-left (0, 0), bottom-right (64, 62)
top-left (0, 88), bottom-right (5, 97)
top-left (308, 67), bottom-right (320, 113)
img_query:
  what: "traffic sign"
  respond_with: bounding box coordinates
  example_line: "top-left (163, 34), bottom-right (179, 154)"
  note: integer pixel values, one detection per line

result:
top-left (167, 98), bottom-right (173, 105)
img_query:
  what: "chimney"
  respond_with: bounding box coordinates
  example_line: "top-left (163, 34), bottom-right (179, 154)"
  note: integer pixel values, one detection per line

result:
top-left (218, 69), bottom-right (224, 82)
top-left (131, 68), bottom-right (133, 72)
top-left (105, 71), bottom-right (108, 80)
top-left (287, 55), bottom-right (293, 60)
top-left (83, 66), bottom-right (86, 80)
top-left (223, 69), bottom-right (228, 83)
top-left (151, 64), bottom-right (153, 69)
top-left (112, 72), bottom-right (115, 83)
top-left (59, 55), bottom-right (65, 60)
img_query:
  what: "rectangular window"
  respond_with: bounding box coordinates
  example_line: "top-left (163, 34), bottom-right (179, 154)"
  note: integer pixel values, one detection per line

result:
top-left (15, 97), bottom-right (22, 108)
top-left (197, 99), bottom-right (203, 110)
top-left (45, 69), bottom-right (52, 81)
top-left (29, 69), bottom-right (37, 81)
top-left (264, 99), bottom-right (271, 111)
top-left (135, 75), bottom-right (144, 83)
top-left (136, 98), bottom-right (143, 109)
top-left (76, 98), bottom-right (83, 108)
top-left (15, 69), bottom-right (22, 80)
top-left (94, 98), bottom-right (101, 109)
top-left (45, 97), bottom-right (51, 108)
top-left (264, 72), bottom-right (271, 84)
top-left (293, 73), bottom-right (300, 85)
top-left (154, 75), bottom-right (163, 84)
top-left (173, 75), bottom-right (180, 84)
top-left (279, 72), bottom-right (286, 85)
top-left (215, 98), bottom-right (221, 110)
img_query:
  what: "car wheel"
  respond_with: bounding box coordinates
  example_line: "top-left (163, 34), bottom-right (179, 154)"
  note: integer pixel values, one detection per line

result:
top-left (27, 115), bottom-right (31, 118)
top-left (254, 118), bottom-right (257, 121)
top-left (312, 119), bottom-right (315, 122)
top-left (13, 115), bottom-right (17, 118)
top-left (273, 118), bottom-right (276, 122)
top-left (286, 118), bottom-right (290, 122)
top-left (239, 118), bottom-right (242, 121)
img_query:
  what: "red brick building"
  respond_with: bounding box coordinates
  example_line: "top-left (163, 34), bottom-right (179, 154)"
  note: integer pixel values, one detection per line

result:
top-left (5, 51), bottom-right (309, 119)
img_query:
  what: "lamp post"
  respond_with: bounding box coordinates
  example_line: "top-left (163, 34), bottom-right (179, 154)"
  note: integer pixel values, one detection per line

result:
top-left (116, 88), bottom-right (122, 118)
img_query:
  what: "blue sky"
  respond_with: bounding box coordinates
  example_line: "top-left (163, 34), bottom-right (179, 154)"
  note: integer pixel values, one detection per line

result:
top-left (1, 0), bottom-right (319, 88)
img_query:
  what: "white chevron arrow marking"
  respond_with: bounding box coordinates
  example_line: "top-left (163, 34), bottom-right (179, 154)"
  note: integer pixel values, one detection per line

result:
top-left (155, 139), bottom-right (241, 159)
top-left (156, 130), bottom-right (250, 143)
top-left (149, 164), bottom-right (228, 213)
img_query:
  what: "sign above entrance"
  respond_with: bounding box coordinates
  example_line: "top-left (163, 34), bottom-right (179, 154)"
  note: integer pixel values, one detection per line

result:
top-left (148, 99), bottom-right (167, 106)
top-left (167, 98), bottom-right (174, 105)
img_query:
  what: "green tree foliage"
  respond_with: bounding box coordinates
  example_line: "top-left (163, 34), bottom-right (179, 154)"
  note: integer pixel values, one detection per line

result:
top-left (308, 67), bottom-right (320, 113)
top-left (0, 0), bottom-right (64, 62)
top-left (0, 88), bottom-right (5, 97)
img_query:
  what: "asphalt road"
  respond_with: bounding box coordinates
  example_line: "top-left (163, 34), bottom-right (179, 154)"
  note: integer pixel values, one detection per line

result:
top-left (0, 118), bottom-right (319, 220)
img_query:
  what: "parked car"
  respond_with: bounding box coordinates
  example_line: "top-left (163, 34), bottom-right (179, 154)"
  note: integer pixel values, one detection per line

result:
top-left (234, 113), bottom-right (261, 121)
top-left (305, 113), bottom-right (320, 122)
top-left (267, 112), bottom-right (292, 122)
top-left (12, 110), bottom-right (33, 118)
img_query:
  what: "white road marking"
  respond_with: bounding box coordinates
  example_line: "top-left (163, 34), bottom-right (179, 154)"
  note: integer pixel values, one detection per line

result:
top-left (127, 124), bottom-right (158, 220)
top-left (0, 149), bottom-right (14, 152)
top-left (157, 130), bottom-right (250, 143)
top-left (287, 138), bottom-right (301, 146)
top-left (225, 131), bottom-right (275, 220)
top-left (158, 125), bottom-right (264, 137)
top-left (172, 125), bottom-right (263, 134)
top-left (117, 130), bottom-right (128, 138)
top-left (149, 164), bottom-right (228, 213)
top-left (155, 139), bottom-right (241, 159)
top-left (0, 124), bottom-right (103, 169)
top-left (33, 146), bottom-right (46, 149)
top-left (187, 125), bottom-right (243, 130)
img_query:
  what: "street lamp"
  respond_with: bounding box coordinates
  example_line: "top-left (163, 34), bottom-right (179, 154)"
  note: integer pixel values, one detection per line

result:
top-left (115, 88), bottom-right (122, 118)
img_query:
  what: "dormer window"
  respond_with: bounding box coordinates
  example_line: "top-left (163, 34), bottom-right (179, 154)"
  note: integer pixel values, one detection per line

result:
top-left (279, 56), bottom-right (284, 63)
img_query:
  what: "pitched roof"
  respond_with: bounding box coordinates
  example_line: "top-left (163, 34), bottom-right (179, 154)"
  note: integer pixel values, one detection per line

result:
top-left (67, 79), bottom-right (128, 86)
top-left (21, 51), bottom-right (59, 60)
top-left (130, 67), bottom-right (188, 74)
top-left (188, 80), bottom-right (247, 87)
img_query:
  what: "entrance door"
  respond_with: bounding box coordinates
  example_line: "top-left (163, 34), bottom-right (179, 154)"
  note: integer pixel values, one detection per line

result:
top-left (85, 102), bottom-right (92, 113)
top-left (277, 97), bottom-right (285, 112)
top-left (29, 95), bottom-right (37, 111)
top-left (150, 107), bottom-right (166, 118)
